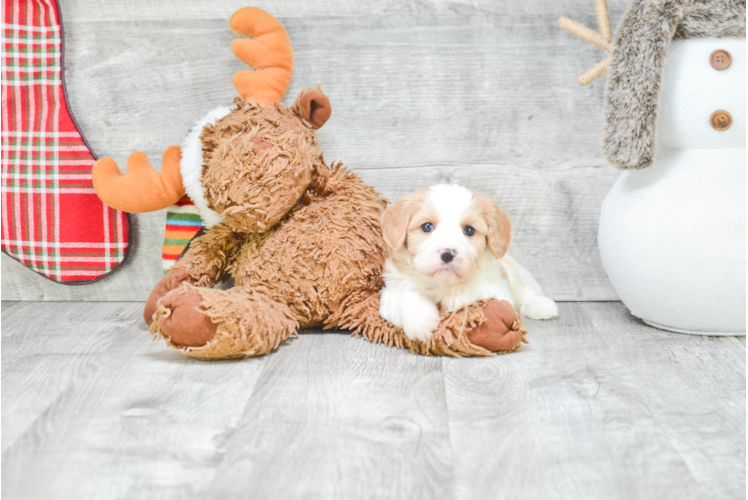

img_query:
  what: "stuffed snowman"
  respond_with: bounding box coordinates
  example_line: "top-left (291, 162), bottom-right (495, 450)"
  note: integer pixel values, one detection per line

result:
top-left (561, 0), bottom-right (746, 334)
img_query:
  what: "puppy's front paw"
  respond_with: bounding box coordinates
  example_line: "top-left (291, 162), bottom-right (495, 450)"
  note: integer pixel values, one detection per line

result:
top-left (440, 289), bottom-right (470, 313)
top-left (402, 301), bottom-right (441, 343)
top-left (520, 295), bottom-right (558, 320)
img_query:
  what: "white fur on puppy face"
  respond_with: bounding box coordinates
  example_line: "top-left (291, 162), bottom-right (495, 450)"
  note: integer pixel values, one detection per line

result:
top-left (379, 184), bottom-right (558, 343)
top-left (410, 184), bottom-right (481, 284)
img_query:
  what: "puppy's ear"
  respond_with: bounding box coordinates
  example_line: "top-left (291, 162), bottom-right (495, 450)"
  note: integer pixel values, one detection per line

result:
top-left (381, 190), bottom-right (426, 252)
top-left (476, 195), bottom-right (512, 258)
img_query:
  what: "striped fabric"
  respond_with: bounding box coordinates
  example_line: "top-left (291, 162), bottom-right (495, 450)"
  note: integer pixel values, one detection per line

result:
top-left (162, 195), bottom-right (202, 272)
top-left (1, 0), bottom-right (130, 283)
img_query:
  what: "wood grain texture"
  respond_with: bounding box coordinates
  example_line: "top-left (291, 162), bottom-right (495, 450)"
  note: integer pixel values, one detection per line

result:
top-left (2, 0), bottom-right (630, 301)
top-left (1, 300), bottom-right (19, 313)
top-left (2, 302), bottom-right (269, 499)
top-left (581, 303), bottom-right (747, 500)
top-left (58, 12), bottom-right (623, 169)
top-left (443, 302), bottom-right (745, 500)
top-left (2, 301), bottom-right (744, 499)
top-left (2, 302), bottom-right (138, 451)
top-left (207, 333), bottom-right (453, 500)
top-left (62, 0), bottom-right (628, 20)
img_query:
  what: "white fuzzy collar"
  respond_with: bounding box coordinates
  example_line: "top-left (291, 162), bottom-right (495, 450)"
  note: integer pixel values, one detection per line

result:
top-left (180, 105), bottom-right (233, 227)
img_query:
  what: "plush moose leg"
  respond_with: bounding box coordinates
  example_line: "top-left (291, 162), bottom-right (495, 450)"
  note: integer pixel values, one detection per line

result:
top-left (150, 285), bottom-right (527, 359)
top-left (150, 284), bottom-right (298, 360)
top-left (336, 292), bottom-right (528, 357)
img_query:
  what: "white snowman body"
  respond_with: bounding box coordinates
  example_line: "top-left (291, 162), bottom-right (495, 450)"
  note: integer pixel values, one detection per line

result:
top-left (598, 38), bottom-right (746, 334)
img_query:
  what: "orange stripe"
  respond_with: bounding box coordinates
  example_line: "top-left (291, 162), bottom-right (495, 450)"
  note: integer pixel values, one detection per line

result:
top-left (162, 245), bottom-right (187, 256)
top-left (164, 229), bottom-right (200, 240)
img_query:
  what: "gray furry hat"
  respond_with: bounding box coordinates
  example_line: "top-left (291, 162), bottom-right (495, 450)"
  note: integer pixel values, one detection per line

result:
top-left (604, 0), bottom-right (746, 169)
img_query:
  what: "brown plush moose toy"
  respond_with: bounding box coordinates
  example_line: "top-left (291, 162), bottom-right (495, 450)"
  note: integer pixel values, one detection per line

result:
top-left (92, 7), bottom-right (528, 360)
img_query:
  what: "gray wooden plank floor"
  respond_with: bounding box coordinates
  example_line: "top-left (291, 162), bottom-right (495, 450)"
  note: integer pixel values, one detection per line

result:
top-left (2, 301), bottom-right (744, 500)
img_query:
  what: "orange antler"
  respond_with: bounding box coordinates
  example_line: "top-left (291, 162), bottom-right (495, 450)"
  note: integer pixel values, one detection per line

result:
top-left (230, 7), bottom-right (294, 106)
top-left (559, 0), bottom-right (613, 86)
top-left (92, 147), bottom-right (185, 213)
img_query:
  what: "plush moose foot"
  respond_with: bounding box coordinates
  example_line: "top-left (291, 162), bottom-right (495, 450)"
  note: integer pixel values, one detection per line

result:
top-left (466, 299), bottom-right (529, 352)
top-left (151, 286), bottom-right (299, 359)
top-left (144, 269), bottom-right (195, 325)
top-left (151, 284), bottom-right (217, 348)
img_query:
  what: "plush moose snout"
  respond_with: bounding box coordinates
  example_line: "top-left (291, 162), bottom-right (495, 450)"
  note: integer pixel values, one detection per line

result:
top-left (202, 133), bottom-right (315, 232)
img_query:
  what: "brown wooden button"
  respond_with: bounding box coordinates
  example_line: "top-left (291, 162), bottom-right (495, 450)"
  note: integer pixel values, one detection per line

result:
top-left (710, 49), bottom-right (732, 70)
top-left (710, 110), bottom-right (732, 131)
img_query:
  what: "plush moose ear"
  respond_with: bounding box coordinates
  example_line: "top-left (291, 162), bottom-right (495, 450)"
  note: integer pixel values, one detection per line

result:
top-left (299, 90), bottom-right (332, 130)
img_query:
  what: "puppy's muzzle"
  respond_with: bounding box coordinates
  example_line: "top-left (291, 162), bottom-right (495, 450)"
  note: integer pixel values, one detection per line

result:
top-left (440, 249), bottom-right (456, 263)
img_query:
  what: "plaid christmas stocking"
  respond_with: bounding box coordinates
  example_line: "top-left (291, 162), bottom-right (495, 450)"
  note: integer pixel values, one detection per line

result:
top-left (2, 0), bottom-right (130, 283)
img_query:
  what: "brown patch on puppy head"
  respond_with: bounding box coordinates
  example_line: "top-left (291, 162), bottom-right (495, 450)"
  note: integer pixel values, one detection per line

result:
top-left (459, 200), bottom-right (491, 261)
top-left (293, 88), bottom-right (332, 130)
top-left (402, 201), bottom-right (440, 259)
top-left (200, 97), bottom-right (321, 233)
top-left (381, 189), bottom-right (430, 252)
top-left (471, 195), bottom-right (512, 258)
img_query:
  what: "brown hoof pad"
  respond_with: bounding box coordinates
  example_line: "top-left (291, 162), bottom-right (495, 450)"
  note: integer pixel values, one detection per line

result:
top-left (158, 286), bottom-right (217, 347)
top-left (467, 299), bottom-right (524, 352)
top-left (144, 269), bottom-right (194, 325)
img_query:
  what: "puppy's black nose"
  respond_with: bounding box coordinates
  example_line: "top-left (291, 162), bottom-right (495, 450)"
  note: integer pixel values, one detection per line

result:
top-left (440, 249), bottom-right (455, 263)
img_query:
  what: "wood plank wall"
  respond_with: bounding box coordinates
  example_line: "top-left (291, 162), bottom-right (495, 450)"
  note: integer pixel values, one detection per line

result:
top-left (1, 0), bottom-right (630, 300)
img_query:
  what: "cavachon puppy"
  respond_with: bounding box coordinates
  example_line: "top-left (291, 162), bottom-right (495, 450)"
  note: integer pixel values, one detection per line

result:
top-left (380, 184), bottom-right (558, 342)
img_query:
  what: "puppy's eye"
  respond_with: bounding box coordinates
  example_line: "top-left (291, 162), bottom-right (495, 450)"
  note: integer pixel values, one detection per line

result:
top-left (463, 226), bottom-right (475, 236)
top-left (421, 222), bottom-right (434, 233)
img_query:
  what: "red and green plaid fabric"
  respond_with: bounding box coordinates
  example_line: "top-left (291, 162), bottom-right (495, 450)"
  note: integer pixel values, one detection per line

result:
top-left (2, 0), bottom-right (130, 283)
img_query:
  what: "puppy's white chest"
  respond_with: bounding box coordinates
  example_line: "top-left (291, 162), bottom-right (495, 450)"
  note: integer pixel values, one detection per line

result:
top-left (421, 283), bottom-right (449, 304)
top-left (440, 274), bottom-right (514, 312)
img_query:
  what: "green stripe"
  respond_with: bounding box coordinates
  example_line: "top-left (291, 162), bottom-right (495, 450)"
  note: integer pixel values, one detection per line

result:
top-left (166, 212), bottom-right (203, 222)
top-left (163, 237), bottom-right (194, 246)
top-left (2, 75), bottom-right (60, 82)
